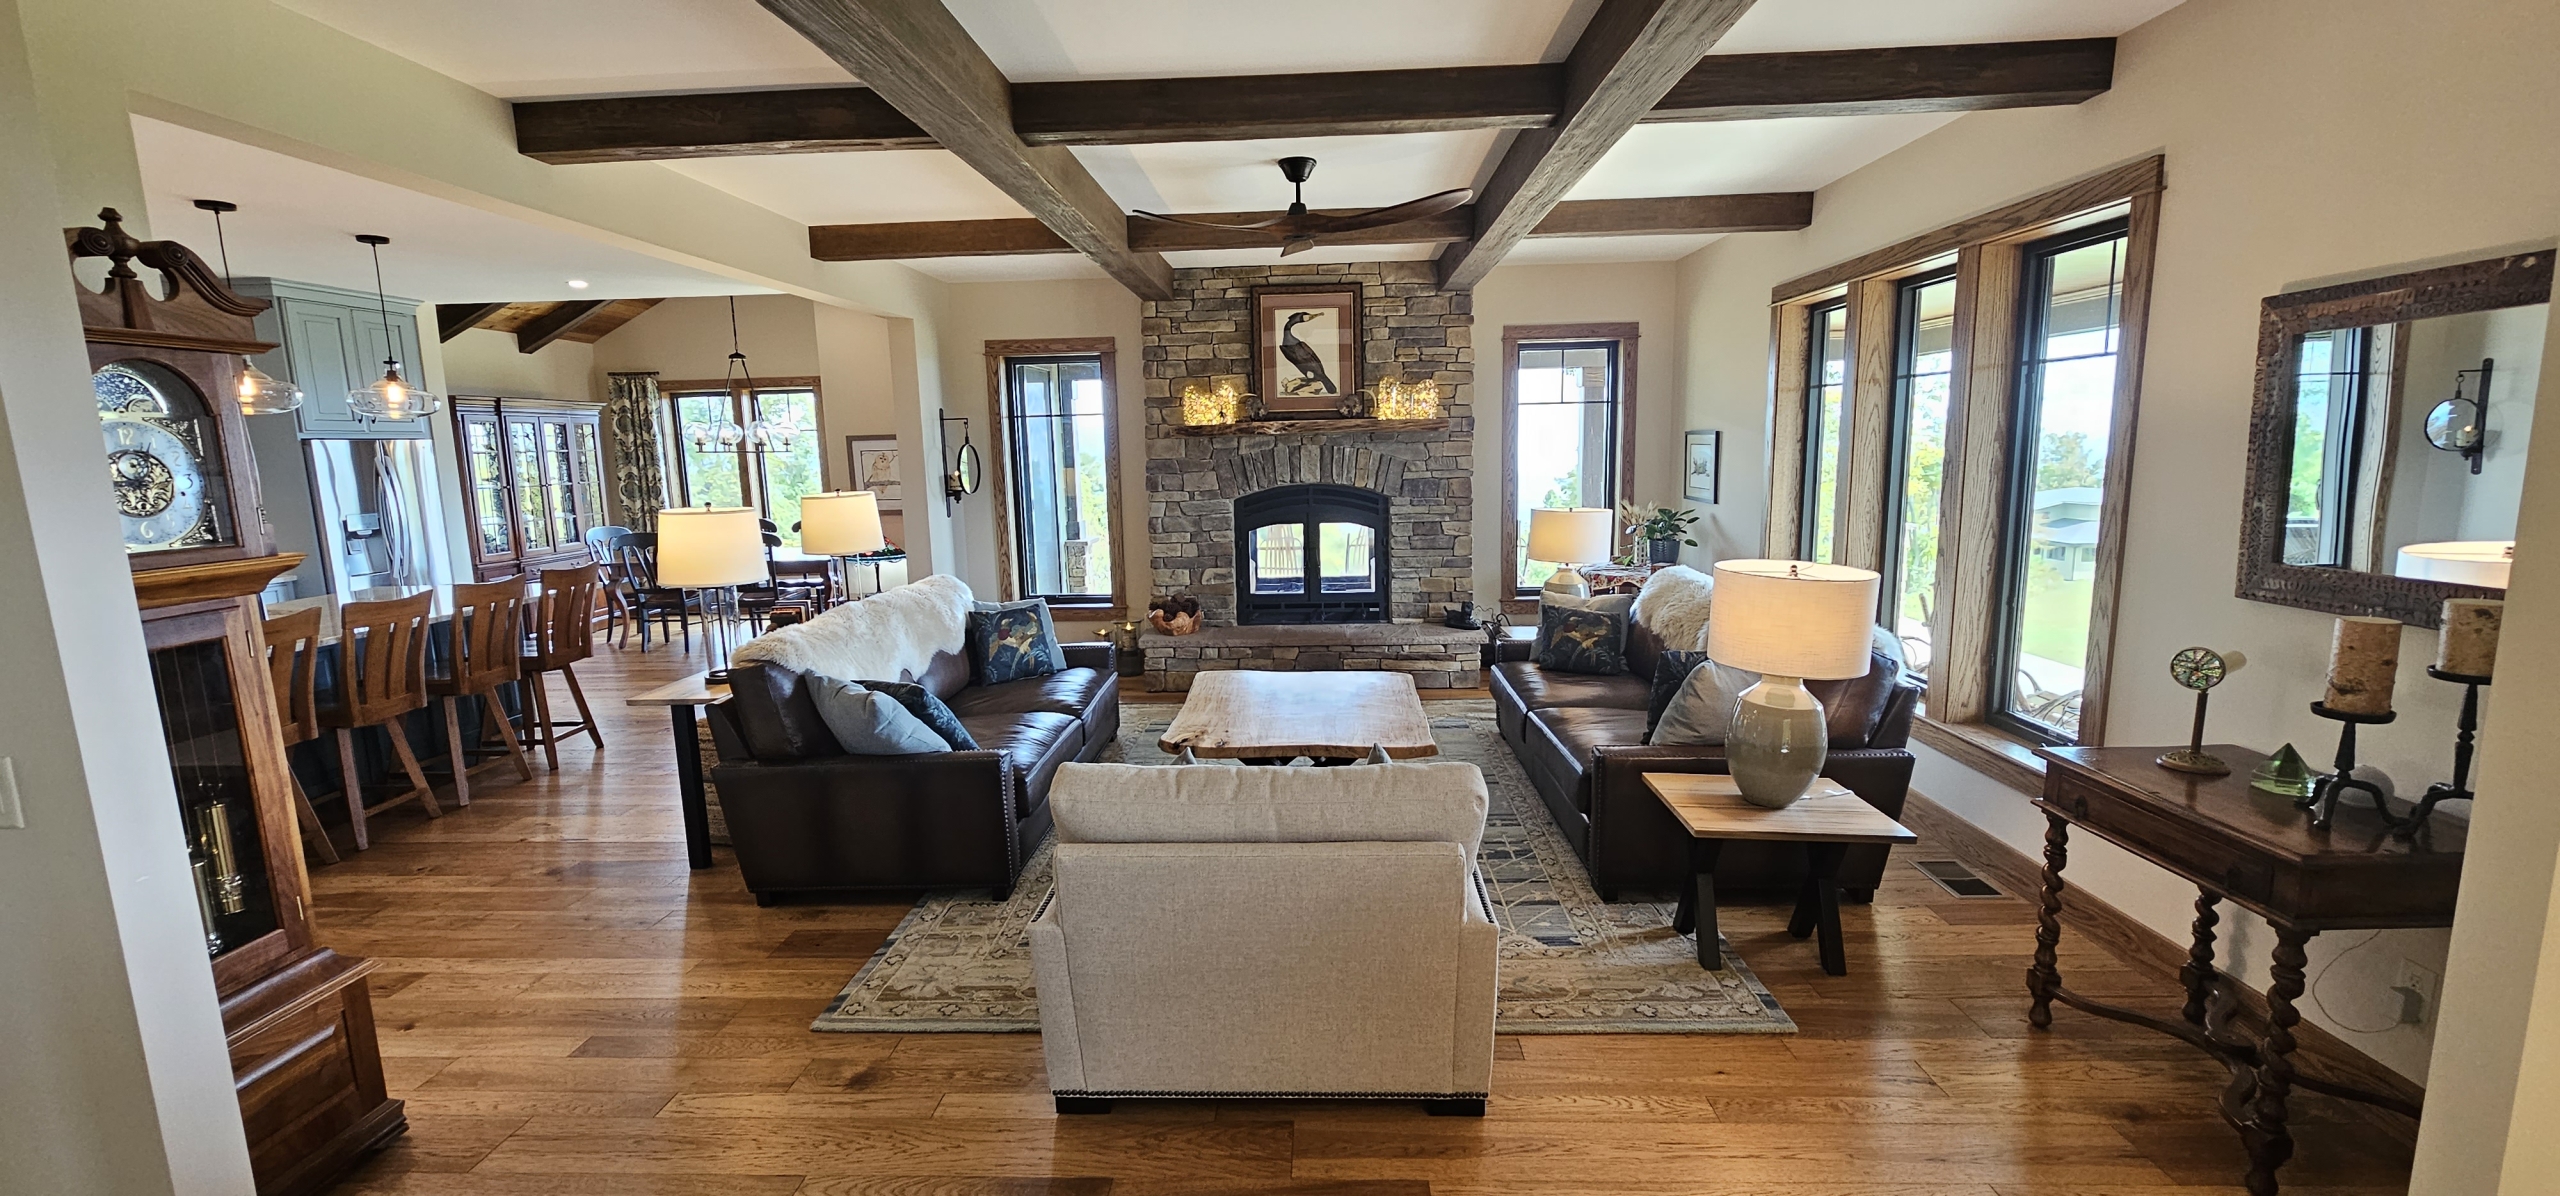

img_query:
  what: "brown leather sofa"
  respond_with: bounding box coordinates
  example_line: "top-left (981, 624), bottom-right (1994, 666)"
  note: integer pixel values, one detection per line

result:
top-left (706, 640), bottom-right (1119, 905)
top-left (1493, 621), bottom-right (1920, 901)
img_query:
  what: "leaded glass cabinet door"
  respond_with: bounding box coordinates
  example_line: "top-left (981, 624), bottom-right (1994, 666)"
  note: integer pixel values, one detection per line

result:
top-left (456, 403), bottom-right (519, 575)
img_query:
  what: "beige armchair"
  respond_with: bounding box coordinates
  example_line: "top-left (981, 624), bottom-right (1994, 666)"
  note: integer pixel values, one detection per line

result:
top-left (1030, 760), bottom-right (1498, 1115)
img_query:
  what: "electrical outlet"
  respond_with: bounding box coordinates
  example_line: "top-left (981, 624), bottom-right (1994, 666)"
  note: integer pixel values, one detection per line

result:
top-left (0, 757), bottom-right (22, 829)
top-left (2395, 959), bottom-right (2443, 1027)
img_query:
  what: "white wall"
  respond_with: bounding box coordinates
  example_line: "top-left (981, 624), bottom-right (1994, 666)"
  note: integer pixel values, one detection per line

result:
top-left (2386, 305), bottom-right (2546, 551)
top-left (1667, 0), bottom-right (2558, 1098)
top-left (436, 326), bottom-right (598, 402)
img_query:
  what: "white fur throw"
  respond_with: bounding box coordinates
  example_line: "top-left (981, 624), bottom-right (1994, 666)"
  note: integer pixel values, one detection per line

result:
top-left (732, 573), bottom-right (975, 682)
top-left (1630, 565), bottom-right (1714, 650)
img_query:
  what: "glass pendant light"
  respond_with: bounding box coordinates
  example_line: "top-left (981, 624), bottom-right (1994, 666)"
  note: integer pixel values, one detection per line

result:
top-left (348, 233), bottom-right (440, 421)
top-left (193, 199), bottom-right (303, 415)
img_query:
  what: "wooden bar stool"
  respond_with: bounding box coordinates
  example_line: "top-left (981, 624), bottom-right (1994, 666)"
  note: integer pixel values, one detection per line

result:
top-left (321, 591), bottom-right (438, 850)
top-left (427, 579), bottom-right (536, 805)
top-left (260, 606), bottom-right (341, 866)
top-left (522, 565), bottom-right (605, 770)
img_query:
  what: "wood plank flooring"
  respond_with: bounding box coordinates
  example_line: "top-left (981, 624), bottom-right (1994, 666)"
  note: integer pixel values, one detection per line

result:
top-left (315, 643), bottom-right (2412, 1195)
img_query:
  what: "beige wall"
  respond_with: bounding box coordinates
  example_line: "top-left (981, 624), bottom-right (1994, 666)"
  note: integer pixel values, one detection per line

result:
top-left (1670, 0), bottom-right (2558, 1097)
top-left (437, 326), bottom-right (599, 403)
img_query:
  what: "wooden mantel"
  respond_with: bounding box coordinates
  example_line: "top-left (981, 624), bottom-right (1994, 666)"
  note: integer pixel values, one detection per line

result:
top-left (1169, 417), bottom-right (1450, 438)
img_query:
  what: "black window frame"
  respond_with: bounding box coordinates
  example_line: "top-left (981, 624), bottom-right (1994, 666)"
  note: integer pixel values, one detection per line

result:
top-left (1882, 266), bottom-right (1961, 631)
top-left (1509, 338), bottom-right (1625, 598)
top-left (999, 352), bottom-right (1114, 605)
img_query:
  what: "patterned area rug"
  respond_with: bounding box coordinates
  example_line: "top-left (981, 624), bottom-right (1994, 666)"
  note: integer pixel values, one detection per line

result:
top-left (812, 699), bottom-right (1794, 1035)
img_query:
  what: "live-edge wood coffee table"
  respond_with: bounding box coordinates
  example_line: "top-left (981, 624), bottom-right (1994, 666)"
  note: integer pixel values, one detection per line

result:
top-left (1642, 773), bottom-right (1916, 975)
top-left (1159, 671), bottom-right (1438, 765)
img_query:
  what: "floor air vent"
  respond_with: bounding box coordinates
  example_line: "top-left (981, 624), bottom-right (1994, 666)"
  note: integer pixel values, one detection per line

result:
top-left (1912, 859), bottom-right (2002, 898)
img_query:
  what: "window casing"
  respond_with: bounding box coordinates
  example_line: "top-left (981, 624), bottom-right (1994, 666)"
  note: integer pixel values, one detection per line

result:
top-left (659, 383), bottom-right (822, 547)
top-left (1884, 271), bottom-right (1958, 678)
top-left (1000, 354), bottom-right (1115, 604)
top-left (1504, 328), bottom-right (1635, 598)
top-left (1802, 302), bottom-right (1851, 563)
top-left (2286, 327), bottom-right (2377, 568)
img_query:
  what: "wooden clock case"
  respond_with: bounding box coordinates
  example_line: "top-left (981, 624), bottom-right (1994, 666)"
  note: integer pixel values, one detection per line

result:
top-left (71, 209), bottom-right (406, 1194)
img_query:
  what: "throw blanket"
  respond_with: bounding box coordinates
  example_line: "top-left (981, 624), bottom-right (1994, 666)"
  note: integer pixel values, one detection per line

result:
top-left (733, 573), bottom-right (974, 682)
top-left (1630, 565), bottom-right (1714, 650)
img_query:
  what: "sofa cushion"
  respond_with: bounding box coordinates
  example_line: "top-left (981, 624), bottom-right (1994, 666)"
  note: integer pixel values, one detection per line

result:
top-left (960, 710), bottom-right (1085, 817)
top-left (725, 663), bottom-right (844, 762)
top-left (1524, 706), bottom-right (1650, 812)
top-left (968, 599), bottom-right (1067, 685)
top-left (1495, 659), bottom-right (1649, 711)
top-left (1533, 591), bottom-right (1635, 674)
top-left (947, 667), bottom-right (1112, 720)
top-left (1624, 618), bottom-right (1666, 683)
top-left (855, 679), bottom-right (978, 750)
top-left (1807, 652), bottom-right (1904, 748)
top-left (810, 680), bottom-right (952, 756)
top-left (1049, 761), bottom-right (1489, 865)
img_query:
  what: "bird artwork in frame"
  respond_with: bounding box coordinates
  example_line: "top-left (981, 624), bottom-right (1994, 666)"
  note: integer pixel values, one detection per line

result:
top-left (1252, 284), bottom-right (1361, 414)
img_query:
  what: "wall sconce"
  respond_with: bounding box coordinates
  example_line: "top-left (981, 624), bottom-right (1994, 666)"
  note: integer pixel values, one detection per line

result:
top-left (2424, 357), bottom-right (2493, 474)
top-left (939, 410), bottom-right (982, 508)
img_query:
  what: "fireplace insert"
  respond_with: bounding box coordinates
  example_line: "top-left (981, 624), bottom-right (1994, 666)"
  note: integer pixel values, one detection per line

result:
top-left (1234, 483), bottom-right (1390, 623)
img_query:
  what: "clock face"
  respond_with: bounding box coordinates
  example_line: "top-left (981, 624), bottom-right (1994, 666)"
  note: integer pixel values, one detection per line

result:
top-left (2168, 646), bottom-right (2228, 692)
top-left (93, 363), bottom-right (221, 554)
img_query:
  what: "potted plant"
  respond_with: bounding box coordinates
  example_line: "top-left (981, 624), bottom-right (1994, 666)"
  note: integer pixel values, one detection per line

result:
top-left (1619, 502), bottom-right (1701, 566)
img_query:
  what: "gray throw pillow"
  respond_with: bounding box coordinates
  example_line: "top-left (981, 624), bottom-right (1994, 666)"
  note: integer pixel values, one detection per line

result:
top-left (1650, 659), bottom-right (1761, 746)
top-left (853, 678), bottom-right (978, 750)
top-left (809, 677), bottom-right (953, 755)
top-left (1533, 591), bottom-right (1636, 674)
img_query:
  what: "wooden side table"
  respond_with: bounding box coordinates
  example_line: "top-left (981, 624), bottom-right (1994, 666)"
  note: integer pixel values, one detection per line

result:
top-left (1642, 773), bottom-right (1916, 975)
top-left (2032, 745), bottom-right (2464, 1195)
top-left (626, 671), bottom-right (730, 869)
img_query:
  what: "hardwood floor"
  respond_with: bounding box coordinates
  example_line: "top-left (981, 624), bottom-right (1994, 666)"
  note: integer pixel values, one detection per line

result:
top-left (315, 643), bottom-right (2412, 1196)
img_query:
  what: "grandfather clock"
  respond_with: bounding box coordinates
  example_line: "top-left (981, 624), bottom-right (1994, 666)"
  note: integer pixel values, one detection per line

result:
top-left (71, 209), bottom-right (405, 1193)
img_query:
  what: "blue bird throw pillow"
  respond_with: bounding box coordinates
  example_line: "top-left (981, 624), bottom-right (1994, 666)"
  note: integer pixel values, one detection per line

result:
top-left (1533, 591), bottom-right (1635, 675)
top-left (968, 599), bottom-right (1066, 686)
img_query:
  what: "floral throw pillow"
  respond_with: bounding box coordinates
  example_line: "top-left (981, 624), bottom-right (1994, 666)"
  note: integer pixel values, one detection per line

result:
top-left (967, 599), bottom-right (1065, 686)
top-left (1533, 592), bottom-right (1635, 675)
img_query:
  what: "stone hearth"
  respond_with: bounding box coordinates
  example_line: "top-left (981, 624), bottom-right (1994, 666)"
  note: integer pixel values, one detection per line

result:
top-left (1141, 623), bottom-right (1484, 691)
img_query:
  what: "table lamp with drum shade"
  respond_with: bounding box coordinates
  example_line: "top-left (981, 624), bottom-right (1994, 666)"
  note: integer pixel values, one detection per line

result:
top-left (799, 490), bottom-right (888, 603)
top-left (1526, 507), bottom-right (1615, 599)
top-left (1707, 560), bottom-right (1881, 808)
top-left (655, 506), bottom-right (768, 682)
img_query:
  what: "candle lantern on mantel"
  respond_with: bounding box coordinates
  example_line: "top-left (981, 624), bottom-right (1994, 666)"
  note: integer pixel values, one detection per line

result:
top-left (2303, 616), bottom-right (2401, 829)
top-left (2401, 599), bottom-right (2502, 836)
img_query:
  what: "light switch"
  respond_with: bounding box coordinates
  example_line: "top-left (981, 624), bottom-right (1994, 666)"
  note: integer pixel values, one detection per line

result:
top-left (0, 757), bottom-right (21, 828)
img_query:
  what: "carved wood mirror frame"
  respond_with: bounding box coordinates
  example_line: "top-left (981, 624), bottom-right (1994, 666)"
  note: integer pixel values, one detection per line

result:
top-left (2235, 250), bottom-right (2551, 627)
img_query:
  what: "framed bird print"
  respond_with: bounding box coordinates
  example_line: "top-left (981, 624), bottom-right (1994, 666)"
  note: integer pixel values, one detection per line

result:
top-left (1251, 284), bottom-right (1361, 414)
top-left (1683, 429), bottom-right (1720, 504)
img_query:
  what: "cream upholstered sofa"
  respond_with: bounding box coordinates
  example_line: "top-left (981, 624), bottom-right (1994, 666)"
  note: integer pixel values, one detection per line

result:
top-left (1030, 760), bottom-right (1498, 1115)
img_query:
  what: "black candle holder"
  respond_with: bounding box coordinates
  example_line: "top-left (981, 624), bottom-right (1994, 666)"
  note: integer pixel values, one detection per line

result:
top-left (2303, 702), bottom-right (2395, 831)
top-left (2398, 667), bottom-right (2491, 838)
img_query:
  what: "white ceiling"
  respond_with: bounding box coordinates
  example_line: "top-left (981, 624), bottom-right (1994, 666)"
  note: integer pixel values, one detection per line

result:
top-left (130, 116), bottom-right (758, 303)
top-left (249, 0), bottom-right (2192, 286)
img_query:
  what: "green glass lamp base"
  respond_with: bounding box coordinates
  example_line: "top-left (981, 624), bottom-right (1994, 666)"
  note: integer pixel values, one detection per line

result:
top-left (1727, 675), bottom-right (1828, 809)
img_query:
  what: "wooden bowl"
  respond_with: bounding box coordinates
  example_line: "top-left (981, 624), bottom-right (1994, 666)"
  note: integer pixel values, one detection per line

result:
top-left (1148, 610), bottom-right (1201, 636)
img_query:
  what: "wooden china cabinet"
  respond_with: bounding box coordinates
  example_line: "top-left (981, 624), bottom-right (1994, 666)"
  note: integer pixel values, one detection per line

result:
top-left (452, 395), bottom-right (611, 580)
top-left (71, 209), bottom-right (403, 1194)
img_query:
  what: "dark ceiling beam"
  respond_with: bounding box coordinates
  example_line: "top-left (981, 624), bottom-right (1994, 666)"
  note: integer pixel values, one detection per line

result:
top-left (511, 39), bottom-right (2115, 163)
top-left (436, 301), bottom-right (509, 342)
top-left (753, 0), bottom-right (1173, 299)
top-left (805, 193), bottom-right (1812, 261)
top-left (513, 300), bottom-right (613, 353)
top-left (1436, 0), bottom-right (1761, 291)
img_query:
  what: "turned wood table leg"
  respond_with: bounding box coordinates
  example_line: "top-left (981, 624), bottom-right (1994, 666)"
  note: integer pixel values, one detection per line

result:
top-left (2242, 925), bottom-right (2316, 1196)
top-left (2182, 889), bottom-right (2222, 1026)
top-left (2028, 810), bottom-right (2070, 1029)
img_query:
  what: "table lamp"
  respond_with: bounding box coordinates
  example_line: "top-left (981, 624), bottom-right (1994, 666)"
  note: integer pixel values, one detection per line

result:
top-left (1526, 507), bottom-right (1615, 599)
top-left (1706, 559), bottom-right (1880, 808)
top-left (655, 505), bottom-right (768, 681)
top-left (800, 490), bottom-right (887, 603)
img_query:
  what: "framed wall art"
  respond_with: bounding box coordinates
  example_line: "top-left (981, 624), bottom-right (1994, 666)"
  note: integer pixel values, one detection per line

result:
top-left (1251, 284), bottom-right (1362, 413)
top-left (845, 434), bottom-right (902, 514)
top-left (1684, 429), bottom-right (1721, 504)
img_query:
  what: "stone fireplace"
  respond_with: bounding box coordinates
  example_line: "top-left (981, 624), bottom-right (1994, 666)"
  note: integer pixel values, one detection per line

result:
top-left (1139, 262), bottom-right (1479, 688)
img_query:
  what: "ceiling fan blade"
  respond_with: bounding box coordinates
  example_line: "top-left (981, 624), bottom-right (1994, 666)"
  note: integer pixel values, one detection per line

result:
top-left (1278, 236), bottom-right (1319, 257)
top-left (1299, 189), bottom-right (1474, 235)
top-left (1131, 209), bottom-right (1290, 231)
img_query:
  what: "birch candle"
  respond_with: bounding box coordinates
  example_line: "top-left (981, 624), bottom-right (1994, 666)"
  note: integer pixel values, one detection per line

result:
top-left (2323, 616), bottom-right (2402, 716)
top-left (2437, 599), bottom-right (2504, 678)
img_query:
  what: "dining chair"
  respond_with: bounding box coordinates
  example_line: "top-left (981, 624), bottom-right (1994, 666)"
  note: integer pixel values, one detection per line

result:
top-left (584, 524), bottom-right (635, 645)
top-left (522, 564), bottom-right (606, 769)
top-left (611, 531), bottom-right (696, 652)
top-left (318, 591), bottom-right (438, 851)
top-left (260, 606), bottom-right (340, 865)
top-left (426, 578), bottom-right (535, 804)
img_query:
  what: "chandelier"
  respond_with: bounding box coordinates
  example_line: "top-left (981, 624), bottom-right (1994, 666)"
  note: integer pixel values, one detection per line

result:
top-left (685, 297), bottom-right (801, 455)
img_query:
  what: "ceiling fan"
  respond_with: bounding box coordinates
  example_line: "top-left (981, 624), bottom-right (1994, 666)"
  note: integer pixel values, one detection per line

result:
top-left (1133, 157), bottom-right (1472, 257)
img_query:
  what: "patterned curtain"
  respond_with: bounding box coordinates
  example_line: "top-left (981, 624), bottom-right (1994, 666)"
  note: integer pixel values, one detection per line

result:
top-left (606, 371), bottom-right (667, 530)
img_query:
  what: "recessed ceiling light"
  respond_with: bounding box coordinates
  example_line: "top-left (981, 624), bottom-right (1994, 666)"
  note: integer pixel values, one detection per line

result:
top-left (567, 279), bottom-right (590, 289)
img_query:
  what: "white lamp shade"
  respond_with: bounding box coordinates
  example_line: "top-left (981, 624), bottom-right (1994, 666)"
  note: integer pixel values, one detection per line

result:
top-left (1707, 559), bottom-right (1880, 680)
top-left (1526, 507), bottom-right (1614, 565)
top-left (799, 490), bottom-right (887, 556)
top-left (2395, 540), bottom-right (2512, 588)
top-left (654, 506), bottom-right (768, 587)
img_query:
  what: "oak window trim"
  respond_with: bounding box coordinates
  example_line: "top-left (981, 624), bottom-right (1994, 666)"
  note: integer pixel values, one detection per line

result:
top-left (1501, 323), bottom-right (1641, 605)
top-left (1765, 155), bottom-right (2164, 752)
top-left (981, 337), bottom-right (1126, 612)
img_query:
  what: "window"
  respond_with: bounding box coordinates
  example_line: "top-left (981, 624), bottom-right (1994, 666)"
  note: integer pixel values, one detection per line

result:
top-left (1505, 328), bottom-right (1634, 596)
top-left (1886, 272), bottom-right (1958, 677)
top-left (661, 382), bottom-right (822, 547)
top-left (1995, 220), bottom-right (2130, 742)
top-left (1802, 302), bottom-right (1850, 562)
top-left (1000, 355), bottom-right (1115, 603)
top-left (2287, 327), bottom-right (2377, 567)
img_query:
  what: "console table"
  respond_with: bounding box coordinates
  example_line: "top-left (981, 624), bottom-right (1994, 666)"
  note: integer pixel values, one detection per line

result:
top-left (2030, 744), bottom-right (2464, 1195)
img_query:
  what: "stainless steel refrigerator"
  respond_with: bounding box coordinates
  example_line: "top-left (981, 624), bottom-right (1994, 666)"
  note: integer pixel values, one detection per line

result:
top-left (305, 438), bottom-right (453, 599)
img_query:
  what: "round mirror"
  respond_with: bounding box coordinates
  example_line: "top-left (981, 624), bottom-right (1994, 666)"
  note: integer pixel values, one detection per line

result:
top-left (2425, 397), bottom-right (2482, 451)
top-left (951, 439), bottom-right (983, 495)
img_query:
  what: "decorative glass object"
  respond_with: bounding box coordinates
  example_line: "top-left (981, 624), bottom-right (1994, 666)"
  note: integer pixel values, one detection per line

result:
top-left (1373, 376), bottom-right (1442, 420)
top-left (1181, 377), bottom-right (1243, 426)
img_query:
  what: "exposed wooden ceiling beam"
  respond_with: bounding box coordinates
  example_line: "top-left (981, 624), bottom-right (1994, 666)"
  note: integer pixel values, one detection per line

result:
top-left (512, 39), bottom-right (2114, 164)
top-left (752, 0), bottom-right (1173, 299)
top-left (436, 301), bottom-right (510, 342)
top-left (805, 193), bottom-right (1811, 261)
top-left (1436, 0), bottom-right (1760, 291)
top-left (513, 299), bottom-right (614, 353)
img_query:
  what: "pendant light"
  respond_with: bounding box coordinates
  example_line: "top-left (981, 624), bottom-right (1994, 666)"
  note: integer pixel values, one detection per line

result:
top-left (348, 233), bottom-right (439, 421)
top-left (192, 199), bottom-right (303, 415)
top-left (686, 297), bottom-right (799, 455)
